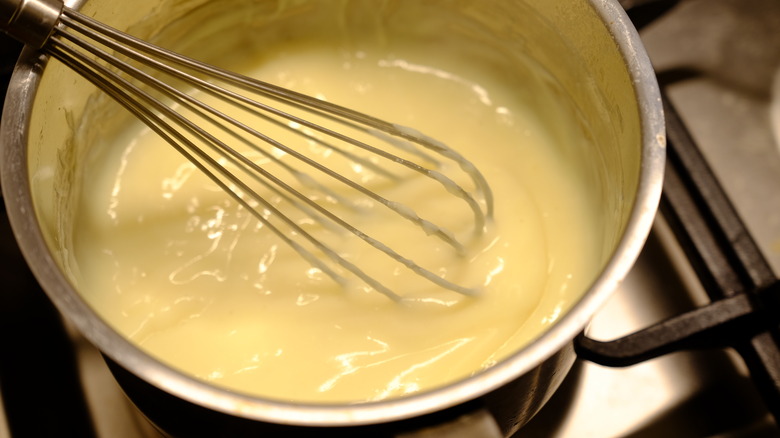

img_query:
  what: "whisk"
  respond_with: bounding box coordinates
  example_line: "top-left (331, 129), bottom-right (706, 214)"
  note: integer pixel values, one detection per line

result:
top-left (1, 0), bottom-right (494, 301)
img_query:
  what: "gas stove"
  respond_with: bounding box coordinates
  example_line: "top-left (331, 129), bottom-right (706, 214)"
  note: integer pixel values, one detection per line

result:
top-left (1, 0), bottom-right (779, 436)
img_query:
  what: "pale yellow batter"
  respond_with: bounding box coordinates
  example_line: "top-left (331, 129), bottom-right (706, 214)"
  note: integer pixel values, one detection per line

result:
top-left (71, 38), bottom-right (601, 403)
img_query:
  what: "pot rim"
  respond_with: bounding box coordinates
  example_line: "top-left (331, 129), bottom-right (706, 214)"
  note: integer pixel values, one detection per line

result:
top-left (0, 0), bottom-right (664, 427)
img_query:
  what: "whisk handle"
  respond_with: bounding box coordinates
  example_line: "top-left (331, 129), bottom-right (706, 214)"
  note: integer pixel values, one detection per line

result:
top-left (0, 0), bottom-right (62, 48)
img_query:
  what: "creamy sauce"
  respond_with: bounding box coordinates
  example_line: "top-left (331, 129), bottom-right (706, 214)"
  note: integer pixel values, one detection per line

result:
top-left (71, 39), bottom-right (600, 402)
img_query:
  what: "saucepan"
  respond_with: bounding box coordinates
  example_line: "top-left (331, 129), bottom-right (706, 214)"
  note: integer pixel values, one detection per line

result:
top-left (0, 0), bottom-right (664, 436)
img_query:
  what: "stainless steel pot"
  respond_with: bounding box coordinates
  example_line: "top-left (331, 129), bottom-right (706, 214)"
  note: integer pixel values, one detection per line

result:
top-left (0, 0), bottom-right (664, 436)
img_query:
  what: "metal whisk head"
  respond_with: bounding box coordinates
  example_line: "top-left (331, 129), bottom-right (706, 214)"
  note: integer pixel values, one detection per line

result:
top-left (1, 0), bottom-right (494, 300)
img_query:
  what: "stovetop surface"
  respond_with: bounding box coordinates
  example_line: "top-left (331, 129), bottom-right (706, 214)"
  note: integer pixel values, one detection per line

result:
top-left (1, 0), bottom-right (779, 436)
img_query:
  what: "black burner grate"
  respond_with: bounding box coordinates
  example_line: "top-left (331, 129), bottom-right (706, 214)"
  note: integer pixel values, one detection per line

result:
top-left (577, 0), bottom-right (780, 425)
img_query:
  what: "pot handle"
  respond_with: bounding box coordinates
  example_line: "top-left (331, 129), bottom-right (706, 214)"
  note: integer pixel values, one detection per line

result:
top-left (394, 407), bottom-right (504, 438)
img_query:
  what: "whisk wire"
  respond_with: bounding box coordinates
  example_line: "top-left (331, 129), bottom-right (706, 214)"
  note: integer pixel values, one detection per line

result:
top-left (48, 22), bottom-right (483, 298)
top-left (8, 2), bottom-right (495, 299)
